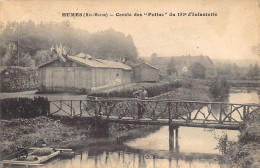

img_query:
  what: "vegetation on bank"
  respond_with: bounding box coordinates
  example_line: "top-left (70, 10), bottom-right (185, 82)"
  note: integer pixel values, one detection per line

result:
top-left (0, 116), bottom-right (160, 159)
top-left (90, 79), bottom-right (193, 98)
top-left (0, 97), bottom-right (49, 119)
top-left (217, 110), bottom-right (260, 168)
top-left (210, 78), bottom-right (230, 100)
top-left (0, 66), bottom-right (38, 92)
top-left (152, 79), bottom-right (211, 101)
top-left (0, 116), bottom-right (88, 157)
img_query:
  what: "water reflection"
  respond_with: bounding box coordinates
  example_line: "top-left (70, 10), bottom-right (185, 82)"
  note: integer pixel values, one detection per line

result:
top-left (45, 150), bottom-right (227, 168)
top-left (126, 126), bottom-right (238, 154)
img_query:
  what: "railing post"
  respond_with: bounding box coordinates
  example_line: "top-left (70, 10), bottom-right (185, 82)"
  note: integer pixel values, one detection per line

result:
top-left (219, 104), bottom-right (223, 124)
top-left (133, 100), bottom-right (137, 120)
top-left (229, 105), bottom-right (232, 122)
top-left (152, 102), bottom-right (156, 120)
top-left (70, 100), bottom-right (73, 116)
top-left (168, 102), bottom-right (172, 124)
top-left (95, 100), bottom-right (98, 118)
top-left (105, 101), bottom-right (109, 119)
top-left (187, 103), bottom-right (191, 122)
top-left (79, 100), bottom-right (82, 117)
top-left (243, 105), bottom-right (247, 123)
top-left (175, 102), bottom-right (179, 119)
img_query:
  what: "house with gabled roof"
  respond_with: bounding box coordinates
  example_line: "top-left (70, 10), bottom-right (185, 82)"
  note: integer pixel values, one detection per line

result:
top-left (38, 53), bottom-right (132, 93)
top-left (148, 55), bottom-right (217, 79)
top-left (133, 63), bottom-right (161, 82)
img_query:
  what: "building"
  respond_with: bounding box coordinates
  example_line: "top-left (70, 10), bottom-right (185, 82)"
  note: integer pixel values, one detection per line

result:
top-left (188, 62), bottom-right (206, 79)
top-left (148, 55), bottom-right (217, 79)
top-left (38, 53), bottom-right (132, 93)
top-left (133, 63), bottom-right (161, 82)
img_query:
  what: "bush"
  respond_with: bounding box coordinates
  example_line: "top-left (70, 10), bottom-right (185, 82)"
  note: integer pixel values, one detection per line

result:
top-left (217, 109), bottom-right (260, 168)
top-left (0, 97), bottom-right (49, 119)
top-left (210, 78), bottom-right (230, 99)
top-left (0, 66), bottom-right (38, 92)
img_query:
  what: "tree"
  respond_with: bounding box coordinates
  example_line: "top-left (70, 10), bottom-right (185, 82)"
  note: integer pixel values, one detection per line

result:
top-left (253, 63), bottom-right (259, 78)
top-left (88, 29), bottom-right (138, 62)
top-left (34, 49), bottom-right (54, 66)
top-left (166, 58), bottom-right (177, 75)
top-left (247, 63), bottom-right (259, 79)
top-left (210, 78), bottom-right (230, 99)
top-left (150, 53), bottom-right (158, 64)
top-left (2, 43), bottom-right (31, 67)
top-left (252, 43), bottom-right (260, 57)
top-left (248, 64), bottom-right (254, 79)
top-left (232, 63), bottom-right (240, 79)
top-left (0, 21), bottom-right (139, 66)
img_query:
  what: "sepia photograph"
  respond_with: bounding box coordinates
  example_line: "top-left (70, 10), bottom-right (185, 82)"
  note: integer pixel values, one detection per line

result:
top-left (0, 0), bottom-right (260, 167)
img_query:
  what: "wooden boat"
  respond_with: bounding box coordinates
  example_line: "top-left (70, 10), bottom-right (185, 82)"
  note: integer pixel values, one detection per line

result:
top-left (0, 147), bottom-right (74, 167)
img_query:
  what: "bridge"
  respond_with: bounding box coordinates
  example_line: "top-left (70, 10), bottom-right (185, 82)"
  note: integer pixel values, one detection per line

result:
top-left (49, 98), bottom-right (260, 130)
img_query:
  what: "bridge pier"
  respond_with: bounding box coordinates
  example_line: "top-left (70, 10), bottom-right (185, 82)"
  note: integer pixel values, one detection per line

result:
top-left (92, 117), bottom-right (110, 137)
top-left (169, 125), bottom-right (179, 152)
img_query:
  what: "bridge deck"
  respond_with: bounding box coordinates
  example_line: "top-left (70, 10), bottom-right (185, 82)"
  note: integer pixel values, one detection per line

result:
top-left (98, 116), bottom-right (241, 130)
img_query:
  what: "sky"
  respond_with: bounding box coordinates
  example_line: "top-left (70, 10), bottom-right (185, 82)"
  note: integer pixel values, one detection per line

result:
top-left (0, 0), bottom-right (260, 62)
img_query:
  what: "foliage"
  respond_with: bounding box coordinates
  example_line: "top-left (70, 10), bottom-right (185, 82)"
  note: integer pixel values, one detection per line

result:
top-left (2, 43), bottom-right (32, 67)
top-left (217, 109), bottom-right (260, 168)
top-left (0, 116), bottom-right (91, 156)
top-left (34, 49), bottom-right (54, 66)
top-left (89, 81), bottom-right (185, 98)
top-left (1, 66), bottom-right (38, 92)
top-left (88, 29), bottom-right (138, 62)
top-left (251, 43), bottom-right (260, 57)
top-left (216, 134), bottom-right (229, 154)
top-left (152, 81), bottom-right (211, 102)
top-left (210, 78), bottom-right (230, 99)
top-left (0, 21), bottom-right (139, 66)
top-left (0, 97), bottom-right (49, 119)
top-left (215, 62), bottom-right (244, 80)
top-left (248, 63), bottom-right (259, 79)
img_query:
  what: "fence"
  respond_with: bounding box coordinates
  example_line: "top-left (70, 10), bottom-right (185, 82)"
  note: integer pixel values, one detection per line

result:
top-left (49, 98), bottom-right (260, 127)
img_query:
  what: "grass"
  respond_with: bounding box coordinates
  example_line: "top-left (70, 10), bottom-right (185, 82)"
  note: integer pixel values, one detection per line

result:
top-left (0, 116), bottom-right (90, 158)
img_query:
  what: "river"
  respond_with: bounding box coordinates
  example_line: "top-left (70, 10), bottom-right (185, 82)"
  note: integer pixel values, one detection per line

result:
top-left (43, 90), bottom-right (259, 168)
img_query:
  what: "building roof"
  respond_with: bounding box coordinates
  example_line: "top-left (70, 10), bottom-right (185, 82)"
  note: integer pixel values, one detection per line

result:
top-left (96, 59), bottom-right (132, 70)
top-left (38, 53), bottom-right (132, 70)
top-left (133, 62), bottom-right (160, 70)
top-left (149, 55), bottom-right (215, 69)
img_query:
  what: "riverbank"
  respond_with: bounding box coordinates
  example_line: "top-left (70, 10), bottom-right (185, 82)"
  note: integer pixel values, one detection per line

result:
top-left (220, 109), bottom-right (260, 168)
top-left (152, 82), bottom-right (212, 102)
top-left (0, 116), bottom-right (160, 159)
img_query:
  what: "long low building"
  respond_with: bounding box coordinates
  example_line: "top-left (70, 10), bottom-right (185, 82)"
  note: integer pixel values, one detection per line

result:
top-left (38, 53), bottom-right (132, 93)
